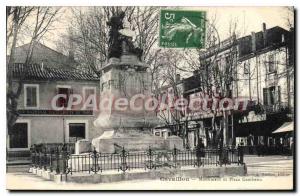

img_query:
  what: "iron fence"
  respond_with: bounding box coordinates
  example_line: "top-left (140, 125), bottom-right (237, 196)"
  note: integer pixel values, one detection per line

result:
top-left (30, 144), bottom-right (244, 175)
top-left (242, 145), bottom-right (292, 155)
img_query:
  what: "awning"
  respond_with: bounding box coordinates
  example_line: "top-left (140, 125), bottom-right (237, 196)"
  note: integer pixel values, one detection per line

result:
top-left (272, 121), bottom-right (294, 134)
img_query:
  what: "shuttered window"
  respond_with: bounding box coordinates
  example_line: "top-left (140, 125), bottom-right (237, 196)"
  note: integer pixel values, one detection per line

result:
top-left (24, 84), bottom-right (39, 108)
top-left (263, 86), bottom-right (279, 105)
top-left (268, 54), bottom-right (275, 73)
top-left (263, 88), bottom-right (268, 105)
top-left (56, 87), bottom-right (72, 108)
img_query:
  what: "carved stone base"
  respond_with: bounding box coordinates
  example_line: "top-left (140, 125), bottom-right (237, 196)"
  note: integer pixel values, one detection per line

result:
top-left (92, 129), bottom-right (164, 153)
top-left (91, 129), bottom-right (184, 153)
top-left (93, 114), bottom-right (159, 129)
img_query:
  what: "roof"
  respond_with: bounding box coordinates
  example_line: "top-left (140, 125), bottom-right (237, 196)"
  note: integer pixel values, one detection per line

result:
top-left (10, 63), bottom-right (99, 81)
top-left (272, 121), bottom-right (294, 134)
top-left (181, 26), bottom-right (291, 86)
top-left (199, 35), bottom-right (237, 60)
top-left (11, 42), bottom-right (78, 70)
top-left (182, 74), bottom-right (201, 94)
top-left (238, 26), bottom-right (290, 59)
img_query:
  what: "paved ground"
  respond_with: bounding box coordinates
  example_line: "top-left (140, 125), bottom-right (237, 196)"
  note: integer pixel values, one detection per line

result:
top-left (6, 155), bottom-right (294, 190)
top-left (244, 155), bottom-right (293, 176)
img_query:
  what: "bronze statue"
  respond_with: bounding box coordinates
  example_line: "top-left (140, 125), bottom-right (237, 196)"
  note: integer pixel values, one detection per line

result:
top-left (107, 11), bottom-right (125, 59)
top-left (107, 11), bottom-right (143, 60)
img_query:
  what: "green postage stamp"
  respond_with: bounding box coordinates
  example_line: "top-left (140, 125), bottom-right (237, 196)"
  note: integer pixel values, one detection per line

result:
top-left (159, 9), bottom-right (206, 48)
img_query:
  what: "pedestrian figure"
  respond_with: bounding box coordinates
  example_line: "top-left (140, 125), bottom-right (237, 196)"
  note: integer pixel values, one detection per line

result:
top-left (240, 139), bottom-right (244, 146)
top-left (196, 138), bottom-right (205, 167)
top-left (257, 142), bottom-right (262, 156)
top-left (248, 134), bottom-right (254, 154)
top-left (262, 144), bottom-right (267, 156)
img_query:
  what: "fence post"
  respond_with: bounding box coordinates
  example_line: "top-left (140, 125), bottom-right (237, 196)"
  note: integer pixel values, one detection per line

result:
top-left (91, 147), bottom-right (100, 174)
top-left (146, 146), bottom-right (154, 170)
top-left (49, 148), bottom-right (54, 172)
top-left (217, 146), bottom-right (222, 166)
top-left (55, 147), bottom-right (60, 174)
top-left (39, 147), bottom-right (43, 169)
top-left (43, 146), bottom-right (47, 170)
top-left (30, 145), bottom-right (36, 168)
top-left (119, 147), bottom-right (128, 172)
top-left (62, 144), bottom-right (68, 174)
top-left (35, 147), bottom-right (39, 168)
top-left (238, 145), bottom-right (244, 165)
top-left (173, 145), bottom-right (178, 168)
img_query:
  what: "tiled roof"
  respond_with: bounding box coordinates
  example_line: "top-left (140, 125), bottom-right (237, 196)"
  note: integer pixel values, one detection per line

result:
top-left (12, 42), bottom-right (78, 70)
top-left (10, 63), bottom-right (99, 81)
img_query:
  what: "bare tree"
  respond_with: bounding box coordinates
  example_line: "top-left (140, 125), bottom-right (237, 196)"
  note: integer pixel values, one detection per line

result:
top-left (284, 6), bottom-right (294, 30)
top-left (61, 7), bottom-right (161, 77)
top-left (153, 49), bottom-right (191, 146)
top-left (171, 15), bottom-right (241, 148)
top-left (7, 6), bottom-right (60, 133)
top-left (7, 6), bottom-right (35, 134)
top-left (284, 7), bottom-right (294, 111)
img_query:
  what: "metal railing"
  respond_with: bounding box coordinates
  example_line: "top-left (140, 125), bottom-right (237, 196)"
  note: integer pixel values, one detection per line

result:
top-left (262, 103), bottom-right (290, 114)
top-left (242, 145), bottom-right (292, 156)
top-left (30, 144), bottom-right (244, 175)
top-left (32, 143), bottom-right (75, 154)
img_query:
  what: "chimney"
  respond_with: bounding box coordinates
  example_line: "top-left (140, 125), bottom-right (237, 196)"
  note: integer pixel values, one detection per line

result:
top-left (232, 32), bottom-right (236, 41)
top-left (68, 30), bottom-right (75, 62)
top-left (175, 74), bottom-right (181, 82)
top-left (281, 34), bottom-right (285, 43)
top-left (68, 50), bottom-right (75, 62)
top-left (251, 32), bottom-right (256, 52)
top-left (262, 23), bottom-right (267, 47)
top-left (262, 22), bottom-right (266, 31)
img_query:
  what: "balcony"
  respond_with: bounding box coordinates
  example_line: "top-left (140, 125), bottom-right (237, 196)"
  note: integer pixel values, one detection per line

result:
top-left (262, 103), bottom-right (290, 114)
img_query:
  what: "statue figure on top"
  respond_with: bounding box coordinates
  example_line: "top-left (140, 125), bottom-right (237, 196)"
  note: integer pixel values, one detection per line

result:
top-left (106, 11), bottom-right (143, 61)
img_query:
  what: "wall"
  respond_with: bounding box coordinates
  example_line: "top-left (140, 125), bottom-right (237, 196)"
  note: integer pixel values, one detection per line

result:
top-left (15, 115), bottom-right (103, 145)
top-left (14, 43), bottom-right (75, 69)
top-left (8, 79), bottom-right (103, 150)
top-left (234, 46), bottom-right (289, 107)
top-left (14, 80), bottom-right (99, 110)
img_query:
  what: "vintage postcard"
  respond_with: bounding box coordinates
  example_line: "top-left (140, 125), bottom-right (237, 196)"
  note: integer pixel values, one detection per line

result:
top-left (6, 5), bottom-right (295, 191)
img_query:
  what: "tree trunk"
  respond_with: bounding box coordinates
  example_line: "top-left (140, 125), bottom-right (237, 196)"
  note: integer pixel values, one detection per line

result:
top-left (223, 112), bottom-right (229, 146)
top-left (7, 20), bottom-right (20, 135)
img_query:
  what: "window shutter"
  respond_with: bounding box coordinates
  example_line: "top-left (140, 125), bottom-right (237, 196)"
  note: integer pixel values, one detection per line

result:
top-left (26, 87), bottom-right (31, 107)
top-left (25, 86), bottom-right (37, 107)
top-left (32, 87), bottom-right (37, 107)
top-left (277, 86), bottom-right (281, 104)
top-left (263, 88), bottom-right (268, 105)
top-left (56, 87), bottom-right (59, 107)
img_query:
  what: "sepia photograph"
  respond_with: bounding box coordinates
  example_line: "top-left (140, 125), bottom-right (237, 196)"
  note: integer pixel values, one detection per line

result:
top-left (5, 4), bottom-right (295, 191)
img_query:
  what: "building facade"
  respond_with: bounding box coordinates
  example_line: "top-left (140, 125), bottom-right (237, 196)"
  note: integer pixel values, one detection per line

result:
top-left (7, 44), bottom-right (102, 156)
top-left (156, 23), bottom-right (294, 152)
top-left (233, 24), bottom-right (294, 150)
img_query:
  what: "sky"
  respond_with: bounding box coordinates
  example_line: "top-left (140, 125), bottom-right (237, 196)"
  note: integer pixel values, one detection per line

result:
top-left (198, 6), bottom-right (292, 39)
top-left (30, 6), bottom-right (293, 52)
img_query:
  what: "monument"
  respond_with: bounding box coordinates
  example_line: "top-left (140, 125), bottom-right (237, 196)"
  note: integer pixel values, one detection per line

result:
top-left (91, 11), bottom-right (183, 153)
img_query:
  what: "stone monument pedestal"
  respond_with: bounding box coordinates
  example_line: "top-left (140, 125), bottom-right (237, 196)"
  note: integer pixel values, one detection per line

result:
top-left (75, 139), bottom-right (91, 154)
top-left (91, 42), bottom-right (184, 153)
top-left (91, 129), bottom-right (184, 153)
top-left (164, 136), bottom-right (184, 150)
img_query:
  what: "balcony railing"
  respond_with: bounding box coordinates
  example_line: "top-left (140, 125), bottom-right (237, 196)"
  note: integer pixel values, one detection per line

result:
top-left (262, 103), bottom-right (290, 114)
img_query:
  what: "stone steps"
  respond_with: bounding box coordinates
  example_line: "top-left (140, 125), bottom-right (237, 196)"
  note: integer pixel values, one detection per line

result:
top-left (28, 164), bottom-right (247, 184)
